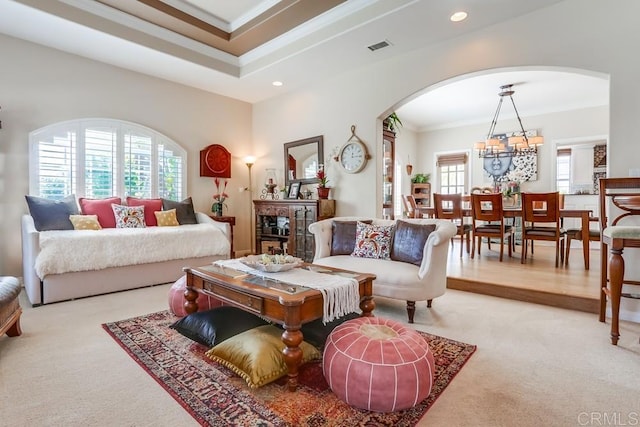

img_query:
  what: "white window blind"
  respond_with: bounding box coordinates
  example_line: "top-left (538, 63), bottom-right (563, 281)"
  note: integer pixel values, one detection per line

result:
top-left (30, 119), bottom-right (187, 200)
top-left (437, 152), bottom-right (468, 194)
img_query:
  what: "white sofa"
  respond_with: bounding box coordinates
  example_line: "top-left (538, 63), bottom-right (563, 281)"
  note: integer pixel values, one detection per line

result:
top-left (21, 212), bottom-right (230, 306)
top-left (308, 217), bottom-right (457, 323)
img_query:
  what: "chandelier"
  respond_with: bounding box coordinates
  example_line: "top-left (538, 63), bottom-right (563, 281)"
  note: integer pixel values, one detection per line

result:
top-left (474, 84), bottom-right (544, 158)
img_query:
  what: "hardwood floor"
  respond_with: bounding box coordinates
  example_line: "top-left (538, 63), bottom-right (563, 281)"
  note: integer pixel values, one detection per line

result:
top-left (446, 241), bottom-right (601, 313)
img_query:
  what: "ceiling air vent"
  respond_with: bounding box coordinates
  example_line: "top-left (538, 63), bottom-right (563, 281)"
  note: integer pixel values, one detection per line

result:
top-left (367, 40), bottom-right (391, 51)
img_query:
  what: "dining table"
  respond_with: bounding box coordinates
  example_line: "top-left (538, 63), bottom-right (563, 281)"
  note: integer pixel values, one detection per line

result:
top-left (418, 206), bottom-right (593, 269)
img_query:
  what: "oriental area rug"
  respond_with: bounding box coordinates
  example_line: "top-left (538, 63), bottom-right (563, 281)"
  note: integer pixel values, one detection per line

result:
top-left (103, 311), bottom-right (476, 427)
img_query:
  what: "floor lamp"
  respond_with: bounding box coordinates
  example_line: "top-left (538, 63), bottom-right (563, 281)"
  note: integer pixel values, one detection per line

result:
top-left (245, 156), bottom-right (256, 254)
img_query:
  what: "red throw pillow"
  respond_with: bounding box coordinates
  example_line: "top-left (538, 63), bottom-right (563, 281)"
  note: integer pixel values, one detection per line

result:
top-left (126, 197), bottom-right (162, 226)
top-left (78, 197), bottom-right (121, 228)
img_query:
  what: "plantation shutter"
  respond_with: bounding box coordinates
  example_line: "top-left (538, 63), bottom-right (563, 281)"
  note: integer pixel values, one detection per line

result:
top-left (30, 119), bottom-right (187, 201)
top-left (34, 129), bottom-right (77, 200)
top-left (123, 129), bottom-right (153, 198)
top-left (84, 126), bottom-right (117, 198)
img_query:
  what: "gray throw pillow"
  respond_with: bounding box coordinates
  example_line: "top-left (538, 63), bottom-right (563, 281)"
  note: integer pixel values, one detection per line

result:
top-left (25, 194), bottom-right (79, 231)
top-left (161, 197), bottom-right (197, 224)
top-left (330, 220), bottom-right (372, 256)
top-left (390, 221), bottom-right (436, 266)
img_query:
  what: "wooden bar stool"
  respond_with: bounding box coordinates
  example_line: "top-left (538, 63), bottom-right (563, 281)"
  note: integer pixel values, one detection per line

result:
top-left (598, 177), bottom-right (640, 345)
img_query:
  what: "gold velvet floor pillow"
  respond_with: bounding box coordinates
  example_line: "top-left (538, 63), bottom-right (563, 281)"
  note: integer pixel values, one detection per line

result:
top-left (206, 324), bottom-right (321, 388)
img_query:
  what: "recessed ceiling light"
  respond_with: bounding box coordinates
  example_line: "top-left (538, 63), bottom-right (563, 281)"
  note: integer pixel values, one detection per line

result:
top-left (272, 81), bottom-right (283, 87)
top-left (450, 11), bottom-right (468, 22)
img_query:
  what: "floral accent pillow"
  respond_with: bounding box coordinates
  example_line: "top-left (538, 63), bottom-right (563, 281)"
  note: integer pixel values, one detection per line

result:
top-left (111, 204), bottom-right (146, 228)
top-left (351, 221), bottom-right (394, 260)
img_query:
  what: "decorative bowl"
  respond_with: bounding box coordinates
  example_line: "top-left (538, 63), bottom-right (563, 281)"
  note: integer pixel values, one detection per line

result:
top-left (239, 254), bottom-right (303, 273)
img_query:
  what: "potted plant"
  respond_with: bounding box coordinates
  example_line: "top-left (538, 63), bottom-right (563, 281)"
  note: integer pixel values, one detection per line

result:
top-left (316, 167), bottom-right (330, 199)
top-left (385, 112), bottom-right (403, 132)
top-left (211, 178), bottom-right (229, 216)
top-left (411, 173), bottom-right (430, 184)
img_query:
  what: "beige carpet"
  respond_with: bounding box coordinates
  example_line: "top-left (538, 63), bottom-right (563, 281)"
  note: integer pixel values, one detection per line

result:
top-left (1, 284), bottom-right (639, 427)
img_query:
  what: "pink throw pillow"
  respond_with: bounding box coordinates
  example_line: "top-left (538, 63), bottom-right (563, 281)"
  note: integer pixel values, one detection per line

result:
top-left (78, 197), bottom-right (122, 228)
top-left (126, 197), bottom-right (163, 226)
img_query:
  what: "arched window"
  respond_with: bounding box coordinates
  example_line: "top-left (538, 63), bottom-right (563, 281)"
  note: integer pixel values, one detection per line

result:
top-left (29, 119), bottom-right (186, 200)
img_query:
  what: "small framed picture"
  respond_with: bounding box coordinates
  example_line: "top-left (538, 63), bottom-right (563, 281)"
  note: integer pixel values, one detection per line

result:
top-left (288, 181), bottom-right (301, 199)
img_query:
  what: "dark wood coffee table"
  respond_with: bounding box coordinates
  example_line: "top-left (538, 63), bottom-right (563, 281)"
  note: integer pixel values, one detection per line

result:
top-left (183, 263), bottom-right (376, 391)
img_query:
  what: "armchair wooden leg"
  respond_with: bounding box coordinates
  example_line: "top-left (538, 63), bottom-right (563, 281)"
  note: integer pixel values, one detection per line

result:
top-left (427, 299), bottom-right (432, 308)
top-left (406, 301), bottom-right (416, 324)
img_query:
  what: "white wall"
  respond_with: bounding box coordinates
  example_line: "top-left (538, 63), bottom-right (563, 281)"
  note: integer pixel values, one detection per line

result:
top-left (253, 0), bottom-right (639, 218)
top-left (419, 106), bottom-right (609, 193)
top-left (251, 0), bottom-right (640, 320)
top-left (0, 35), bottom-right (252, 276)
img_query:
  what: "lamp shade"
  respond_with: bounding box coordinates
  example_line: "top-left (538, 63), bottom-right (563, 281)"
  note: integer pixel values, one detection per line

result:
top-left (474, 142), bottom-right (486, 150)
top-left (529, 136), bottom-right (544, 146)
top-left (486, 138), bottom-right (501, 147)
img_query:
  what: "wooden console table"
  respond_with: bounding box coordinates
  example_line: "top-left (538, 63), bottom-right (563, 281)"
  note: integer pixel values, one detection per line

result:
top-left (184, 264), bottom-right (375, 391)
top-left (253, 199), bottom-right (335, 262)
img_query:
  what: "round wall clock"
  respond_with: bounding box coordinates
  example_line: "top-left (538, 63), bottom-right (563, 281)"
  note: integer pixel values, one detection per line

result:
top-left (338, 139), bottom-right (369, 173)
top-left (200, 144), bottom-right (231, 178)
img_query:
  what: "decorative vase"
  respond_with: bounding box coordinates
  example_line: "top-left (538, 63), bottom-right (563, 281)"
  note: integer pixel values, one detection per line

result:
top-left (317, 187), bottom-right (330, 199)
top-left (211, 202), bottom-right (223, 216)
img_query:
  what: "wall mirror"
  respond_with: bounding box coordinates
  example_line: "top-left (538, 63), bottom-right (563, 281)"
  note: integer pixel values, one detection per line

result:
top-left (284, 135), bottom-right (324, 187)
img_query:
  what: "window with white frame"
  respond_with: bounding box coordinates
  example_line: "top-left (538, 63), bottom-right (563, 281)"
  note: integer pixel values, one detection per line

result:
top-left (29, 119), bottom-right (186, 200)
top-left (556, 148), bottom-right (571, 194)
top-left (437, 152), bottom-right (468, 194)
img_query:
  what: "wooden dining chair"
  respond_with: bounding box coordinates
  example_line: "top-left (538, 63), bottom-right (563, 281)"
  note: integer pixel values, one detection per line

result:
top-left (402, 194), bottom-right (421, 218)
top-left (433, 193), bottom-right (471, 257)
top-left (520, 192), bottom-right (567, 267)
top-left (564, 216), bottom-right (600, 266)
top-left (470, 193), bottom-right (514, 261)
top-left (598, 177), bottom-right (640, 345)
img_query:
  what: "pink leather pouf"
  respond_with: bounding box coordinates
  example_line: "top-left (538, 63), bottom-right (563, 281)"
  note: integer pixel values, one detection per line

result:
top-left (168, 275), bottom-right (223, 317)
top-left (323, 316), bottom-right (435, 412)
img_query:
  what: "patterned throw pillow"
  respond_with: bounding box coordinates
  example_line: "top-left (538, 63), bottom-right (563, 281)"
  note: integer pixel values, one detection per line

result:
top-left (154, 209), bottom-right (180, 227)
top-left (69, 214), bottom-right (102, 230)
top-left (126, 197), bottom-right (162, 226)
top-left (351, 221), bottom-right (394, 260)
top-left (111, 204), bottom-right (146, 228)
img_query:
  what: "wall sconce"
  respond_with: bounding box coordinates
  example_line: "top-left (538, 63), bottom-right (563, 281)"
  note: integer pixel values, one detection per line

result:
top-left (406, 156), bottom-right (413, 175)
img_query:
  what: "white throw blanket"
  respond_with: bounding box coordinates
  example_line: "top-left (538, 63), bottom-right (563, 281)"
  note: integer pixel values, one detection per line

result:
top-left (35, 224), bottom-right (229, 278)
top-left (215, 259), bottom-right (360, 324)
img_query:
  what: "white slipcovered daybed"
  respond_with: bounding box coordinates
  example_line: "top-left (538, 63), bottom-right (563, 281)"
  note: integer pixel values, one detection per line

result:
top-left (21, 212), bottom-right (230, 306)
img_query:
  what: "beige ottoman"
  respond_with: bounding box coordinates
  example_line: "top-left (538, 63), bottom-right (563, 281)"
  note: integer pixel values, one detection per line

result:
top-left (0, 276), bottom-right (22, 338)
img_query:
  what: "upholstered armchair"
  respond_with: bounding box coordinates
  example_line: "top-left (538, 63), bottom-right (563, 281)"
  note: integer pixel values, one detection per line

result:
top-left (309, 217), bottom-right (457, 323)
